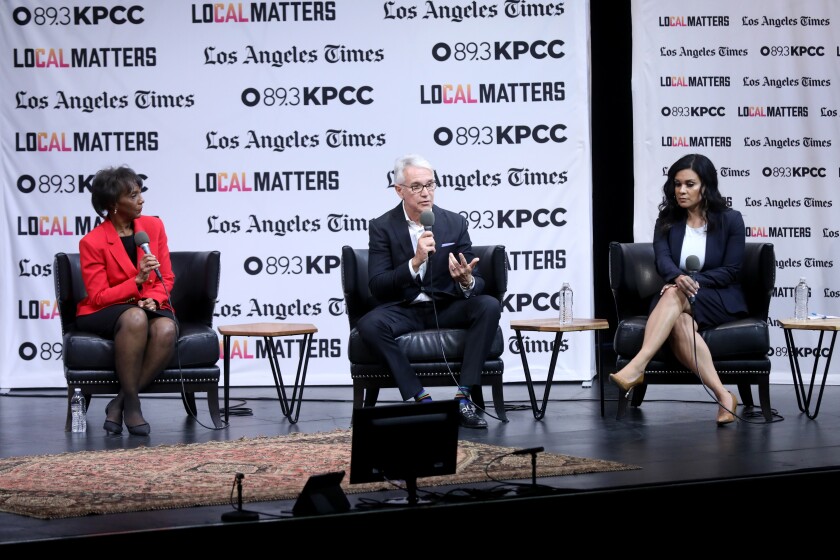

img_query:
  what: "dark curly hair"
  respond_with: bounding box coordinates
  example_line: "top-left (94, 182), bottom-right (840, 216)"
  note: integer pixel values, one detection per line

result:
top-left (90, 165), bottom-right (143, 218)
top-left (656, 153), bottom-right (729, 233)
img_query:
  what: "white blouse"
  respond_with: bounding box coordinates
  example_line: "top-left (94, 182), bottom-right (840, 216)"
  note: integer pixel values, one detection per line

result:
top-left (679, 224), bottom-right (707, 272)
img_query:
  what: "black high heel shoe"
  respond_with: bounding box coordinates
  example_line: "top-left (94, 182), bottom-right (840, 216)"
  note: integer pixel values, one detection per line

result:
top-left (127, 422), bottom-right (151, 436)
top-left (103, 399), bottom-right (123, 435)
top-left (123, 398), bottom-right (150, 436)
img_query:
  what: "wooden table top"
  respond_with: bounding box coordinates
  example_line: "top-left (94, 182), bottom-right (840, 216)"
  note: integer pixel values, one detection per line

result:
top-left (218, 322), bottom-right (318, 337)
top-left (509, 318), bottom-right (610, 333)
top-left (778, 318), bottom-right (840, 331)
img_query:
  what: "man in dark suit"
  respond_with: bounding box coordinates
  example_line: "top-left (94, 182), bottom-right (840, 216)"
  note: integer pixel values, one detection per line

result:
top-left (356, 154), bottom-right (502, 428)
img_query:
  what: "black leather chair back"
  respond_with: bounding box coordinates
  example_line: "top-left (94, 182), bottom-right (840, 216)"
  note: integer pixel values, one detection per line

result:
top-left (54, 252), bottom-right (85, 335)
top-left (608, 242), bottom-right (664, 319)
top-left (168, 251), bottom-right (222, 326)
top-left (341, 246), bottom-right (380, 330)
top-left (609, 241), bottom-right (775, 321)
top-left (472, 245), bottom-right (509, 304)
top-left (54, 251), bottom-right (222, 329)
top-left (739, 242), bottom-right (775, 320)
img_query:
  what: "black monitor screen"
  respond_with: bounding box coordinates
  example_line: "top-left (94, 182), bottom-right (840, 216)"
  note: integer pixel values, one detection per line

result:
top-left (349, 401), bottom-right (460, 485)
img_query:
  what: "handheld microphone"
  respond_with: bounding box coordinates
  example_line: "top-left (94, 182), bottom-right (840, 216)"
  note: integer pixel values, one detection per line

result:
top-left (134, 231), bottom-right (163, 281)
top-left (685, 254), bottom-right (700, 305)
top-left (419, 209), bottom-right (435, 255)
top-left (419, 209), bottom-right (435, 231)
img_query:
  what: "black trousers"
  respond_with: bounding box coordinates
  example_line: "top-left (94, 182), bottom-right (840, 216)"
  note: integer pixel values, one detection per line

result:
top-left (356, 295), bottom-right (501, 400)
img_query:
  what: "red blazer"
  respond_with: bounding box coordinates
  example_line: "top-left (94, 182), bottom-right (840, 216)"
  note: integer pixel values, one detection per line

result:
top-left (76, 215), bottom-right (175, 317)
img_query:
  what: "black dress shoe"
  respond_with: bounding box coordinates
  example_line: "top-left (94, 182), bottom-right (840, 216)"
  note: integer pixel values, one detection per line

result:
top-left (103, 398), bottom-right (123, 435)
top-left (457, 401), bottom-right (487, 429)
top-left (103, 420), bottom-right (123, 435)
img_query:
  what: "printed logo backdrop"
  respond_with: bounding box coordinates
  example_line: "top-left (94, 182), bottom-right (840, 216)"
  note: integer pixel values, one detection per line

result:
top-left (0, 1), bottom-right (595, 389)
top-left (632, 0), bottom-right (840, 382)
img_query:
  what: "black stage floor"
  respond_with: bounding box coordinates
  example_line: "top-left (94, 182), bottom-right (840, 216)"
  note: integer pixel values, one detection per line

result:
top-left (2, 380), bottom-right (838, 548)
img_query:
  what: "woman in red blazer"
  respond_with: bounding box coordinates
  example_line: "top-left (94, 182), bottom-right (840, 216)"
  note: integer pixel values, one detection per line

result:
top-left (76, 166), bottom-right (177, 436)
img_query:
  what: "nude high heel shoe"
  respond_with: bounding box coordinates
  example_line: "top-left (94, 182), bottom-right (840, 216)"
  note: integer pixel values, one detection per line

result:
top-left (609, 372), bottom-right (645, 397)
top-left (716, 391), bottom-right (738, 426)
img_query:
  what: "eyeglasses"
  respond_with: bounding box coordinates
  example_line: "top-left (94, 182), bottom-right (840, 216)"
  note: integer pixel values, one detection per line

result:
top-left (401, 181), bottom-right (437, 194)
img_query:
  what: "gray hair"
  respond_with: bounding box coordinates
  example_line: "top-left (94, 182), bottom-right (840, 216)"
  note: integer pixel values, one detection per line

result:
top-left (393, 154), bottom-right (433, 185)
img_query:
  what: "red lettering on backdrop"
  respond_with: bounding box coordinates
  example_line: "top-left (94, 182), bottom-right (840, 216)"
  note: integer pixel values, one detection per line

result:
top-left (38, 132), bottom-right (71, 151)
top-left (220, 339), bottom-right (254, 359)
top-left (215, 3), bottom-right (249, 22)
top-left (36, 48), bottom-right (69, 67)
top-left (219, 172), bottom-right (250, 191)
top-left (39, 216), bottom-right (71, 235)
top-left (40, 300), bottom-right (60, 319)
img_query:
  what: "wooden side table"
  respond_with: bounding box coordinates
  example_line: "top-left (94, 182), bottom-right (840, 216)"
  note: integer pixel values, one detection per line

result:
top-left (509, 318), bottom-right (610, 420)
top-left (218, 322), bottom-right (318, 424)
top-left (778, 318), bottom-right (840, 419)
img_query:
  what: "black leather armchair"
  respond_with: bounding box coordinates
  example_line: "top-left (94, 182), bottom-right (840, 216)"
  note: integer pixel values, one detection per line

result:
top-left (608, 241), bottom-right (775, 421)
top-left (54, 251), bottom-right (223, 431)
top-left (341, 244), bottom-right (508, 422)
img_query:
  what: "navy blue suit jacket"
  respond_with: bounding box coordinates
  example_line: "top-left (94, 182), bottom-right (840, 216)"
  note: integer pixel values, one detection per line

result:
top-left (368, 203), bottom-right (485, 304)
top-left (652, 208), bottom-right (748, 316)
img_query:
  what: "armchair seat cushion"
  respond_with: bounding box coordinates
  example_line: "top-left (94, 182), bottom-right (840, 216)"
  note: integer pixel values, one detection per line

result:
top-left (62, 323), bottom-right (220, 370)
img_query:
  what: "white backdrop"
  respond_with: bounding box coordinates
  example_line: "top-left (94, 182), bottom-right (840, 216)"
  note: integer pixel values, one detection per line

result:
top-left (0, 1), bottom-right (595, 389)
top-left (632, 0), bottom-right (840, 382)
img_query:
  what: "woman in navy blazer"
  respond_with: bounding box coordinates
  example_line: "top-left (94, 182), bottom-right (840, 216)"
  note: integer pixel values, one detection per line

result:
top-left (610, 154), bottom-right (747, 425)
top-left (76, 166), bottom-right (177, 436)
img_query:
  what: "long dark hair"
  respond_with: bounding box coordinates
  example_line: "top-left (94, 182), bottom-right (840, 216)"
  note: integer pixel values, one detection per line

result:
top-left (656, 153), bottom-right (728, 233)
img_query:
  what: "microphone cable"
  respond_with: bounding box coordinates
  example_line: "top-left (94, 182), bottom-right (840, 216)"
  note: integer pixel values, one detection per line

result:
top-left (683, 256), bottom-right (741, 422)
top-left (156, 261), bottom-right (230, 431)
top-left (425, 251), bottom-right (503, 423)
top-left (685, 287), bottom-right (782, 425)
top-left (416, 210), bottom-right (499, 423)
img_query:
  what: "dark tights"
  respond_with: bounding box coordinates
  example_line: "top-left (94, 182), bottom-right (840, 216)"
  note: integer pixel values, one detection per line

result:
top-left (105, 308), bottom-right (177, 427)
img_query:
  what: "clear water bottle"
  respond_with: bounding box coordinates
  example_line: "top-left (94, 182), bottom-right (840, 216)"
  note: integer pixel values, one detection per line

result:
top-left (559, 282), bottom-right (573, 324)
top-left (70, 388), bottom-right (87, 433)
top-left (794, 277), bottom-right (809, 320)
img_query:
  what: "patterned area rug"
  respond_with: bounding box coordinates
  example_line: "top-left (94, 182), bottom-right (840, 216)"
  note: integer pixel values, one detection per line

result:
top-left (0, 430), bottom-right (638, 519)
